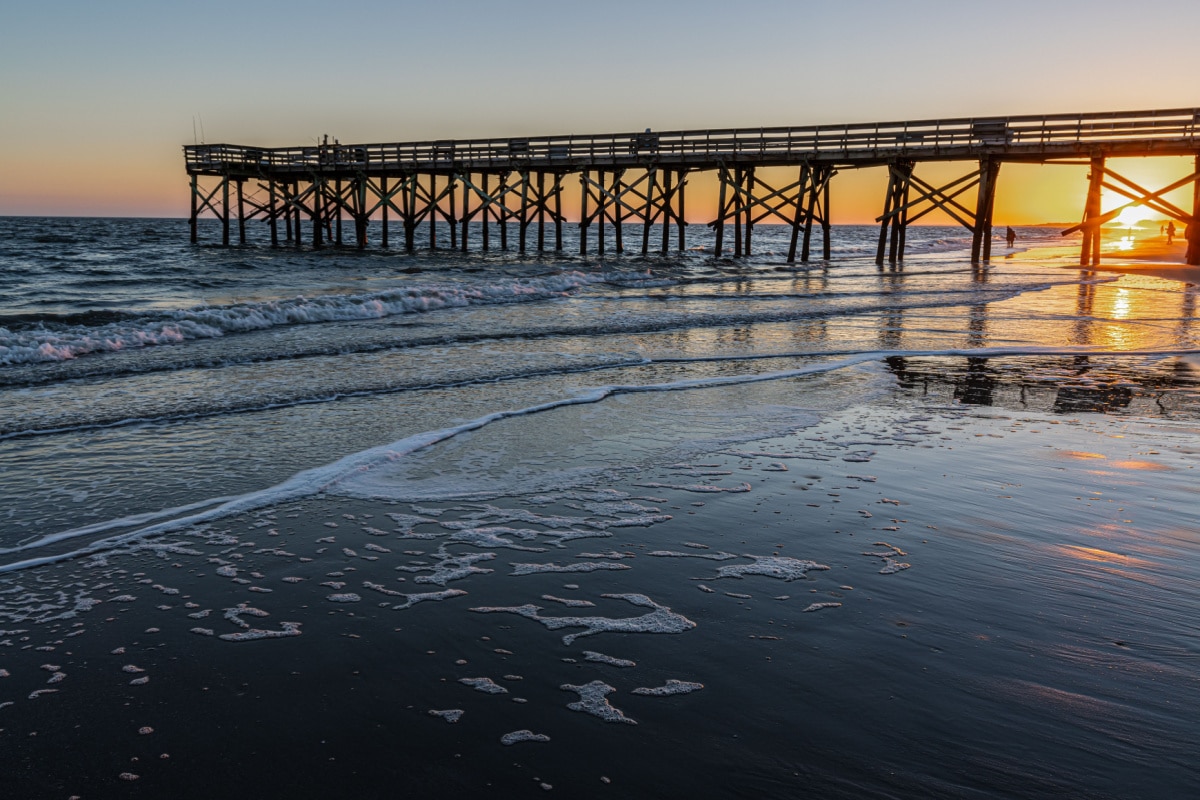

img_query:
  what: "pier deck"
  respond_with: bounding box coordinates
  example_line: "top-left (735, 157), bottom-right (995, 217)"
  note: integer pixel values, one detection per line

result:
top-left (184, 108), bottom-right (1200, 265)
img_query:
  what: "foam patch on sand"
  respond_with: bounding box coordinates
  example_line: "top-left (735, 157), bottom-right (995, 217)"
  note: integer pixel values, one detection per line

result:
top-left (634, 482), bottom-right (752, 494)
top-left (542, 595), bottom-right (596, 608)
top-left (397, 550), bottom-right (496, 586)
top-left (648, 550), bottom-right (739, 561)
top-left (583, 651), bottom-right (636, 667)
top-left (501, 729), bottom-right (551, 745)
top-left (802, 602), bottom-right (842, 613)
top-left (714, 556), bottom-right (830, 581)
top-left (631, 679), bottom-right (704, 696)
top-left (389, 588), bottom-right (469, 610)
top-left (510, 561), bottom-right (632, 576)
top-left (428, 709), bottom-right (464, 723)
top-left (472, 593), bottom-right (696, 645)
top-left (459, 677), bottom-right (507, 694)
top-left (561, 680), bottom-right (636, 724)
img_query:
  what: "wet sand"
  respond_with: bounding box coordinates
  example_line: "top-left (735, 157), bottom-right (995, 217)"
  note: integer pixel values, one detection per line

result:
top-left (1026, 231), bottom-right (1200, 284)
top-left (3, 368), bottom-right (1199, 799)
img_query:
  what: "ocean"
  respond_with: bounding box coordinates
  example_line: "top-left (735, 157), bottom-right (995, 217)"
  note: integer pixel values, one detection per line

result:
top-left (1, 216), bottom-right (1198, 798)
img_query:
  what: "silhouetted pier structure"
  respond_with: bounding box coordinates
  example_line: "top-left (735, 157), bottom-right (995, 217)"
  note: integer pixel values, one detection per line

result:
top-left (184, 108), bottom-right (1200, 266)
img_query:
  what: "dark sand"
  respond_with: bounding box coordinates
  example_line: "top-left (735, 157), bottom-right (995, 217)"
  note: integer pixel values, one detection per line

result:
top-left (4, 366), bottom-right (1200, 799)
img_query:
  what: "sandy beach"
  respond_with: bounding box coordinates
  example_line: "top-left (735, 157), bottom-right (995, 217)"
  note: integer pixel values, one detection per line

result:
top-left (1032, 229), bottom-right (1200, 284)
top-left (3, 218), bottom-right (1200, 799)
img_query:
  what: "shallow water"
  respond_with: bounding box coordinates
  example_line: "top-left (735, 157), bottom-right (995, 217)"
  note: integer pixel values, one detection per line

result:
top-left (1, 217), bottom-right (1198, 798)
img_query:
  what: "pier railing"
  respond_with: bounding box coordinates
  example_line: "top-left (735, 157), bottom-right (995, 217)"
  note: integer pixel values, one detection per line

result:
top-left (185, 108), bottom-right (1200, 174)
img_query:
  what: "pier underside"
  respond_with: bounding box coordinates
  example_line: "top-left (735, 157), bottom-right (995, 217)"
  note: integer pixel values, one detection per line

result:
top-left (186, 109), bottom-right (1200, 265)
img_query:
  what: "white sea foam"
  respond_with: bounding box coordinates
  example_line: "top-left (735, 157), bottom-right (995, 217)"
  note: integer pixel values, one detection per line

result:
top-left (634, 482), bottom-right (752, 494)
top-left (583, 651), bottom-right (636, 667)
top-left (648, 550), bottom-right (738, 561)
top-left (0, 273), bottom-right (603, 366)
top-left (460, 677), bottom-right (507, 694)
top-left (802, 602), bottom-right (842, 612)
top-left (501, 729), bottom-right (551, 745)
top-left (715, 556), bottom-right (830, 581)
top-left (631, 679), bottom-right (704, 696)
top-left (427, 710), bottom-right (463, 724)
top-left (389, 588), bottom-right (468, 610)
top-left (542, 595), bottom-right (596, 608)
top-left (561, 680), bottom-right (636, 724)
top-left (471, 593), bottom-right (696, 645)
top-left (510, 561), bottom-right (631, 576)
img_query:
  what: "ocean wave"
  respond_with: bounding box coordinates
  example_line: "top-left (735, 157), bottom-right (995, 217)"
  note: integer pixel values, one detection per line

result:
top-left (0, 272), bottom-right (600, 366)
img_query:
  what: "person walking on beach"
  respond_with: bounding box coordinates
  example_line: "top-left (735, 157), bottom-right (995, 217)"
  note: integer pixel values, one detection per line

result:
top-left (1006, 226), bottom-right (1016, 248)
top-left (1167, 221), bottom-right (1176, 244)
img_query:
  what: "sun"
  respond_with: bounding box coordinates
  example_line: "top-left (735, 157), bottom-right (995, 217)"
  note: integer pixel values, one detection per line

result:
top-left (1113, 205), bottom-right (1153, 227)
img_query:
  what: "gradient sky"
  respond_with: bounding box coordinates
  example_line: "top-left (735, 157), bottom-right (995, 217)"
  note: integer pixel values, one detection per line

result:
top-left (2, 0), bottom-right (1197, 221)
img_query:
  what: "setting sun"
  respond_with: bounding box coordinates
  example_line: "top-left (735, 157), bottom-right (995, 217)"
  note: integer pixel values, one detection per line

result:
top-left (1113, 205), bottom-right (1155, 227)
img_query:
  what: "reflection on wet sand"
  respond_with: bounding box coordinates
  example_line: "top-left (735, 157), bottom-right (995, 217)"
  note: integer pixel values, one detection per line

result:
top-left (885, 354), bottom-right (1200, 415)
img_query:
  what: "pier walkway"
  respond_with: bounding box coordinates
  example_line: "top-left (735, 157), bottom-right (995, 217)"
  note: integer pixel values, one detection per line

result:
top-left (184, 108), bottom-right (1200, 266)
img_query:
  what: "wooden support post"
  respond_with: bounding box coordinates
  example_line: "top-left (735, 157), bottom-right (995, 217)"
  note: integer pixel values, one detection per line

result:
top-left (579, 170), bottom-right (589, 256)
top-left (481, 173), bottom-right (491, 251)
top-left (876, 167), bottom-right (896, 267)
top-left (381, 177), bottom-right (389, 248)
top-left (334, 178), bottom-right (343, 245)
top-left (236, 180), bottom-right (246, 245)
top-left (284, 182), bottom-right (293, 243)
top-left (788, 163), bottom-right (810, 263)
top-left (657, 169), bottom-right (669, 255)
top-left (743, 167), bottom-right (755, 256)
top-left (733, 168), bottom-right (743, 258)
top-left (461, 174), bottom-right (470, 252)
top-left (448, 175), bottom-right (458, 250)
top-left (1188, 154), bottom-right (1200, 266)
top-left (405, 175), bottom-right (417, 252)
top-left (312, 178), bottom-right (324, 249)
top-left (981, 161), bottom-right (999, 262)
top-left (714, 167), bottom-right (728, 256)
top-left (597, 170), bottom-right (606, 256)
top-left (971, 158), bottom-right (1001, 263)
top-left (892, 166), bottom-right (910, 262)
top-left (677, 170), bottom-right (686, 252)
top-left (429, 174), bottom-right (438, 250)
top-left (356, 176), bottom-right (368, 249)
top-left (554, 174), bottom-right (563, 252)
top-left (220, 177), bottom-right (230, 247)
top-left (519, 171), bottom-right (530, 254)
top-left (189, 175), bottom-right (199, 244)
top-left (537, 172), bottom-right (546, 252)
top-left (822, 174), bottom-right (831, 261)
top-left (1081, 156), bottom-right (1105, 266)
top-left (613, 169), bottom-right (624, 254)
top-left (801, 169), bottom-right (818, 262)
top-left (268, 180), bottom-right (279, 247)
top-left (499, 173), bottom-right (509, 250)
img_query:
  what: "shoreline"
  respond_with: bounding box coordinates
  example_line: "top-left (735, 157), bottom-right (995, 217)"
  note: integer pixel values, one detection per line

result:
top-left (1014, 231), bottom-right (1200, 285)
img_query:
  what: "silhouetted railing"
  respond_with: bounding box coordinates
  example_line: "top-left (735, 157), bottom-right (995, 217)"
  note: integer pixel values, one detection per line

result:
top-left (185, 108), bottom-right (1200, 174)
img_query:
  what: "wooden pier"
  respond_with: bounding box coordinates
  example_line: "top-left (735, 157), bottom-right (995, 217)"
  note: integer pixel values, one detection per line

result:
top-left (184, 108), bottom-right (1200, 266)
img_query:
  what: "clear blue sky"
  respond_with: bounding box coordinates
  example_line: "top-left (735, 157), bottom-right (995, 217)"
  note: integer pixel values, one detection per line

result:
top-left (2, 0), bottom-right (1196, 215)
